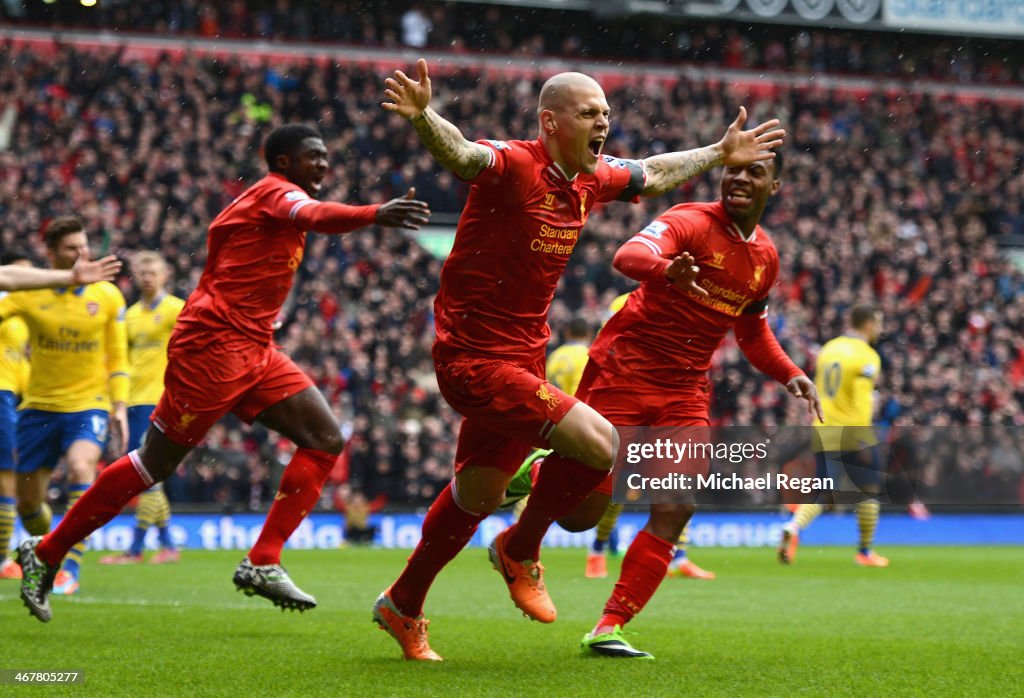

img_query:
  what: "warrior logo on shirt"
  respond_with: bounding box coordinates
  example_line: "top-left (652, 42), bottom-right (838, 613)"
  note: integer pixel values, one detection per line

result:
top-left (708, 252), bottom-right (726, 270)
top-left (541, 193), bottom-right (556, 211)
top-left (535, 383), bottom-right (560, 410)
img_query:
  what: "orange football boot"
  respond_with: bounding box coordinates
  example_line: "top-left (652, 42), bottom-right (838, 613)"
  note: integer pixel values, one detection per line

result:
top-left (488, 528), bottom-right (556, 623)
top-left (855, 551), bottom-right (889, 567)
top-left (372, 589), bottom-right (442, 661)
top-left (585, 552), bottom-right (608, 579)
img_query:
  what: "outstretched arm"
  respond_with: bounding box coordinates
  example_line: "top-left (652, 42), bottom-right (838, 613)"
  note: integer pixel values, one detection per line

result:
top-left (640, 107), bottom-right (785, 197)
top-left (0, 256), bottom-right (122, 291)
top-left (287, 189), bottom-right (430, 233)
top-left (383, 58), bottom-right (493, 181)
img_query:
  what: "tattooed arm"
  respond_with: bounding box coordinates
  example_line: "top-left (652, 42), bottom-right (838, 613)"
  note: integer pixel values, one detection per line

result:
top-left (408, 108), bottom-right (492, 181)
top-left (640, 107), bottom-right (785, 197)
top-left (383, 59), bottom-right (492, 181)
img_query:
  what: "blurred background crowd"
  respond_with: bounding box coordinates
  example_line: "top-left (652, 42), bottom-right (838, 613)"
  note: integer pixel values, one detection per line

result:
top-left (1, 6), bottom-right (1022, 510)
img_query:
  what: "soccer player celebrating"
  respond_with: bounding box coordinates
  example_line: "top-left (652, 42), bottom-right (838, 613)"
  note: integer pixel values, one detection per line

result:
top-left (574, 153), bottom-right (823, 659)
top-left (0, 221), bottom-right (131, 596)
top-left (778, 304), bottom-right (889, 568)
top-left (372, 58), bottom-right (784, 661)
top-left (99, 253), bottom-right (185, 566)
top-left (16, 124), bottom-right (430, 623)
top-left (0, 249), bottom-right (121, 580)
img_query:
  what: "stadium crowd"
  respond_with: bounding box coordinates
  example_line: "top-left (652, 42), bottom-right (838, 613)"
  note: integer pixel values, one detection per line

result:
top-left (1, 39), bottom-right (1022, 509)
top-left (4, 0), bottom-right (1023, 86)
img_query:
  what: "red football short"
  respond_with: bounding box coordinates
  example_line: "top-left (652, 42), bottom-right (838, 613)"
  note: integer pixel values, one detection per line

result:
top-left (575, 363), bottom-right (711, 496)
top-left (436, 355), bottom-right (579, 475)
top-left (152, 331), bottom-right (314, 447)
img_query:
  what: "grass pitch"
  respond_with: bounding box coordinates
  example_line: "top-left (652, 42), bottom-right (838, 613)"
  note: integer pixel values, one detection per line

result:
top-left (1, 546), bottom-right (1021, 696)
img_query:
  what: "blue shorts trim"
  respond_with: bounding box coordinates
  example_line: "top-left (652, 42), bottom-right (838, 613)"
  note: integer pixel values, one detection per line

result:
top-left (127, 405), bottom-right (156, 452)
top-left (0, 391), bottom-right (16, 472)
top-left (16, 409), bottom-right (109, 474)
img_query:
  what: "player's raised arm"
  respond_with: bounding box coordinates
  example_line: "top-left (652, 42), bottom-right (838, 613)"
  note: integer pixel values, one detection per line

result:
top-left (383, 58), bottom-right (493, 181)
top-left (640, 107), bottom-right (785, 197)
top-left (0, 256), bottom-right (121, 291)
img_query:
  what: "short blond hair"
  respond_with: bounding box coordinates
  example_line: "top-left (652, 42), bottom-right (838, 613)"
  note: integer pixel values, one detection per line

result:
top-left (133, 251), bottom-right (168, 270)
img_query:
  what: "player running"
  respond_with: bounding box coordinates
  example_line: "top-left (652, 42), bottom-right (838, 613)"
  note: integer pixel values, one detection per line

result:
top-left (778, 304), bottom-right (889, 568)
top-left (372, 58), bottom-right (785, 661)
top-left (99, 253), bottom-right (185, 566)
top-left (0, 249), bottom-right (121, 580)
top-left (15, 124), bottom-right (430, 623)
top-left (573, 153), bottom-right (822, 659)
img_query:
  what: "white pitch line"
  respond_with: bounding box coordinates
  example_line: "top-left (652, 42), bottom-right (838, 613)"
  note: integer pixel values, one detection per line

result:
top-left (0, 593), bottom-right (276, 611)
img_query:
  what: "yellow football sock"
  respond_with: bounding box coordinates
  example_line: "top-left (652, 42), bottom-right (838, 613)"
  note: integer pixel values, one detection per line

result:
top-left (20, 502), bottom-right (52, 536)
top-left (792, 503), bottom-right (824, 531)
top-left (856, 499), bottom-right (880, 552)
top-left (0, 497), bottom-right (15, 562)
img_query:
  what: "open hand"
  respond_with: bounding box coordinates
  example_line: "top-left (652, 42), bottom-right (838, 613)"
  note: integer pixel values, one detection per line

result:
top-left (383, 58), bottom-right (432, 120)
top-left (717, 107), bottom-right (786, 167)
top-left (665, 252), bottom-right (708, 296)
top-left (71, 255), bottom-right (122, 285)
top-left (376, 188), bottom-right (431, 230)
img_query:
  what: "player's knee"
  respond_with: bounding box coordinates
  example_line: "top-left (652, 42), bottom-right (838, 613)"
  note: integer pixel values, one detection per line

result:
top-left (308, 428), bottom-right (345, 455)
top-left (580, 423), bottom-right (616, 472)
top-left (64, 459), bottom-right (96, 482)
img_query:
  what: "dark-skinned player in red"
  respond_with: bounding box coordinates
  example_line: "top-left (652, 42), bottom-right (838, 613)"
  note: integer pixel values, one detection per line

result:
top-left (17, 124), bottom-right (431, 623)
top-left (371, 59), bottom-right (786, 661)
top-left (569, 152), bottom-right (823, 659)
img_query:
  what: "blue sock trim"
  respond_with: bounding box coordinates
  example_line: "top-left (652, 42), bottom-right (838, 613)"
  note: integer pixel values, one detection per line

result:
top-left (69, 484), bottom-right (90, 494)
top-left (591, 538), bottom-right (606, 553)
top-left (673, 548), bottom-right (688, 561)
top-left (157, 526), bottom-right (174, 549)
top-left (0, 496), bottom-right (15, 506)
top-left (129, 527), bottom-right (147, 556)
top-left (62, 558), bottom-right (81, 576)
top-left (858, 547), bottom-right (871, 556)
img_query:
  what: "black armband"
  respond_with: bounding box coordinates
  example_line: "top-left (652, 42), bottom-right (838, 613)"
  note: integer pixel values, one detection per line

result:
top-left (616, 160), bottom-right (646, 202)
top-left (743, 297), bottom-right (769, 315)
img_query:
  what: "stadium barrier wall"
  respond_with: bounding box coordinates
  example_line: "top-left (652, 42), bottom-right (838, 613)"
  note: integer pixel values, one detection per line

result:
top-left (10, 512), bottom-right (1024, 551)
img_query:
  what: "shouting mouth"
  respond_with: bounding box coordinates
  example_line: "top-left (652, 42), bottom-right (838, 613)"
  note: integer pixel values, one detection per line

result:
top-left (726, 188), bottom-right (752, 206)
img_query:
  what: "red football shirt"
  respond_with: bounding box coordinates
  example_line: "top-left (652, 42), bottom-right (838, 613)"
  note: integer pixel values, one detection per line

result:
top-left (590, 201), bottom-right (780, 382)
top-left (433, 139), bottom-right (644, 364)
top-left (176, 173), bottom-right (379, 345)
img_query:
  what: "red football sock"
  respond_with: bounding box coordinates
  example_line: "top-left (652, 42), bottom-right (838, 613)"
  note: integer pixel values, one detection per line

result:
top-left (249, 448), bottom-right (336, 566)
top-left (503, 453), bottom-right (609, 562)
top-left (597, 530), bottom-right (675, 630)
top-left (389, 482), bottom-right (486, 617)
top-left (36, 452), bottom-right (153, 567)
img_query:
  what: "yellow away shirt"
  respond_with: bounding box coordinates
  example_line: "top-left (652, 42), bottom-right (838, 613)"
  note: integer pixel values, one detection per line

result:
top-left (126, 294), bottom-right (185, 407)
top-left (0, 282), bottom-right (129, 412)
top-left (814, 335), bottom-right (881, 451)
